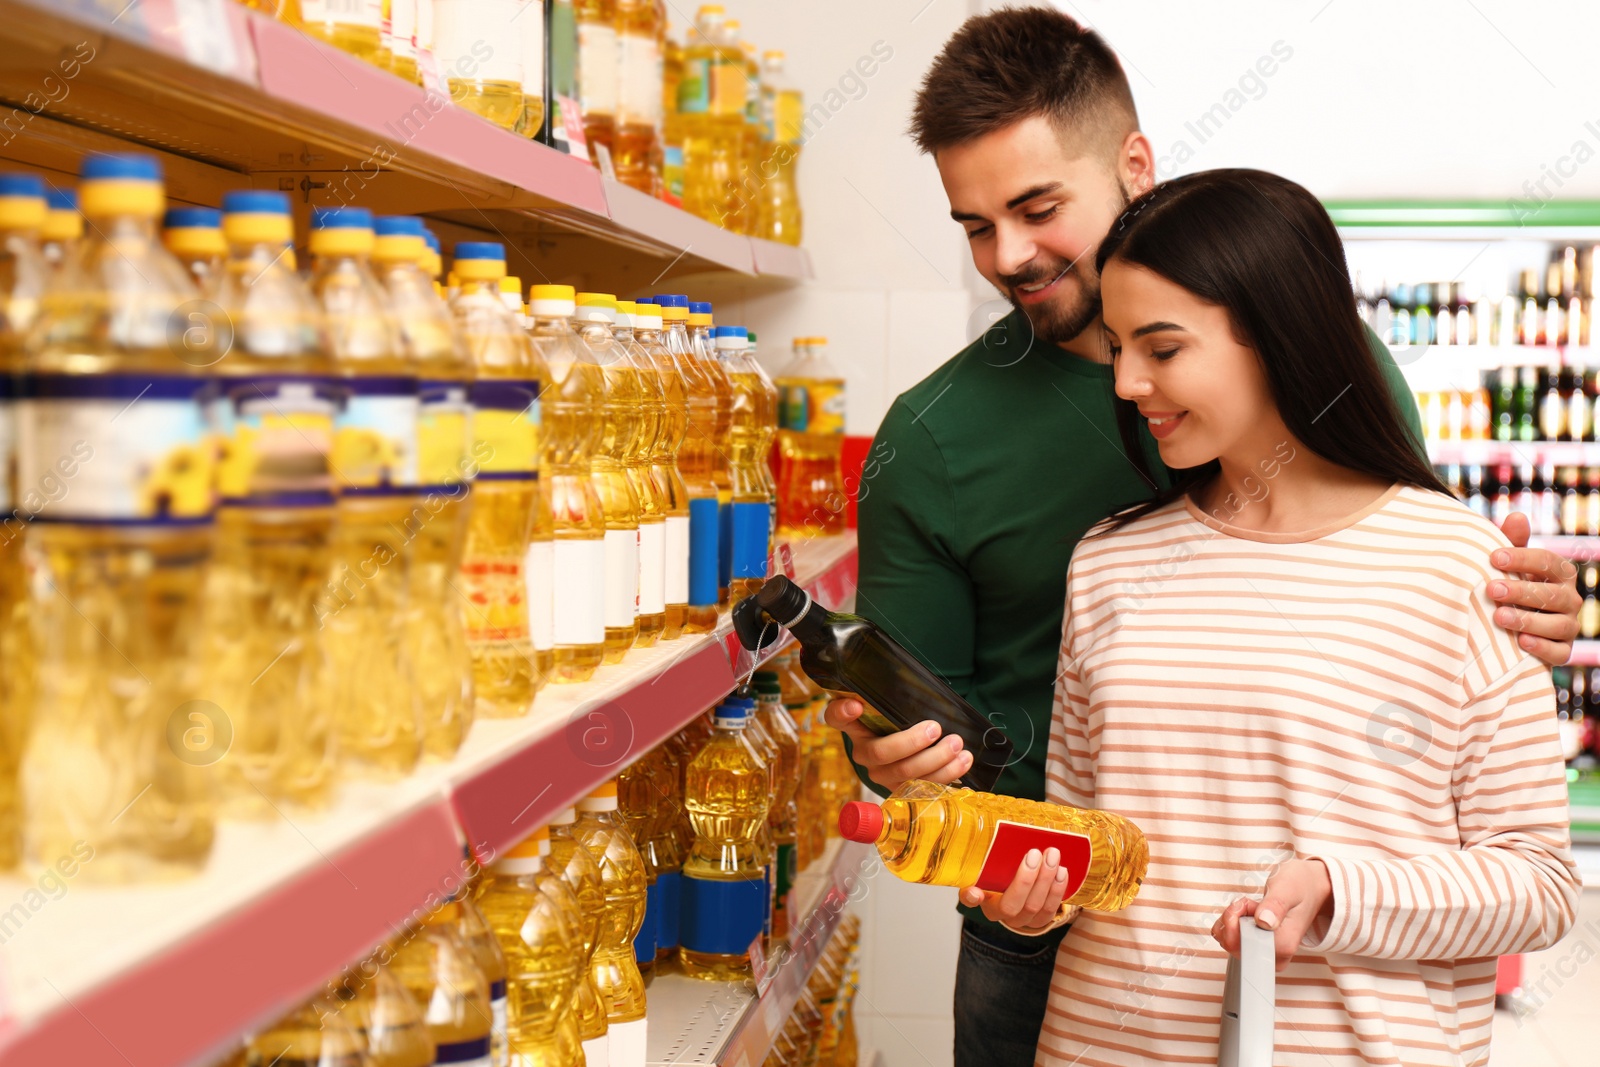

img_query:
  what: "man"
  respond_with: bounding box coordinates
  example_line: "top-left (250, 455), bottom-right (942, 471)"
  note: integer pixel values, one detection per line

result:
top-left (823, 10), bottom-right (1582, 1067)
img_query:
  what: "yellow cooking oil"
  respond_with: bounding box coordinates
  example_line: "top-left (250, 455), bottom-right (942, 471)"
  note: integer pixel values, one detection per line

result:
top-left (391, 898), bottom-right (496, 1066)
top-left (206, 190), bottom-right (335, 817)
top-left (613, 0), bottom-right (663, 194)
top-left (161, 206), bottom-right (227, 294)
top-left (19, 155), bottom-right (217, 881)
top-left (615, 301), bottom-right (668, 647)
top-left (372, 216), bottom-right (476, 758)
top-left (618, 742), bottom-right (675, 973)
top-left (661, 28), bottom-right (686, 204)
top-left (338, 966), bottom-right (435, 1067)
top-left (528, 285), bottom-right (606, 683)
top-left (575, 294), bottom-right (642, 665)
top-left (300, 0), bottom-right (387, 68)
top-left (246, 993), bottom-right (365, 1066)
top-left (548, 805), bottom-right (611, 1063)
top-left (776, 336), bottom-right (847, 537)
top-left (631, 301), bottom-right (689, 640)
top-left (753, 670), bottom-right (801, 941)
top-left (744, 331), bottom-right (780, 545)
top-left (756, 49), bottom-right (804, 245)
top-left (715, 325), bottom-right (772, 604)
top-left (576, 0), bottom-right (619, 164)
top-left (310, 206), bottom-right (422, 779)
top-left (679, 5), bottom-right (745, 228)
top-left (572, 780), bottom-right (649, 1054)
top-left (686, 302), bottom-right (732, 607)
top-left (457, 889), bottom-right (511, 1065)
top-left (449, 243), bottom-right (540, 716)
top-left (432, 0), bottom-right (523, 129)
top-left (777, 649), bottom-right (826, 869)
top-left (679, 698), bottom-right (769, 980)
top-left (654, 295), bottom-right (718, 632)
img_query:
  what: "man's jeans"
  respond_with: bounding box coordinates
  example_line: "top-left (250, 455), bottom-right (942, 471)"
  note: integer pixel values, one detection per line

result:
top-left (953, 916), bottom-right (1069, 1067)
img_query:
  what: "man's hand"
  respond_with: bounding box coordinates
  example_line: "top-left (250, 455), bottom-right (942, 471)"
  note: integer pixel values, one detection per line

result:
top-left (824, 697), bottom-right (972, 791)
top-left (1212, 859), bottom-right (1333, 972)
top-left (1494, 512), bottom-right (1580, 666)
top-left (958, 847), bottom-right (1071, 932)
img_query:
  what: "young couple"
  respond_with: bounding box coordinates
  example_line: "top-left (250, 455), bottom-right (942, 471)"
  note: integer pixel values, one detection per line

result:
top-left (828, 8), bottom-right (1582, 1066)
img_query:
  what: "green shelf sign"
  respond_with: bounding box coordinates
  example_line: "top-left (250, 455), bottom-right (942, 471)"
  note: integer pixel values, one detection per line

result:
top-left (1324, 200), bottom-right (1600, 229)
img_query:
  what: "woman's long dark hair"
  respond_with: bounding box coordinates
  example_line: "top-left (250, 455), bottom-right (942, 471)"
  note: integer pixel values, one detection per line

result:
top-left (1091, 168), bottom-right (1450, 533)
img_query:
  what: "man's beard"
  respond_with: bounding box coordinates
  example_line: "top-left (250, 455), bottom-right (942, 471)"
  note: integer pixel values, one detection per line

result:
top-left (1002, 256), bottom-right (1102, 345)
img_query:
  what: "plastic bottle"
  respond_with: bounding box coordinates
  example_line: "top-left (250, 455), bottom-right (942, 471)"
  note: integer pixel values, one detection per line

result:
top-left (775, 337), bottom-right (845, 536)
top-left (577, 0), bottom-right (619, 166)
top-left (616, 748), bottom-right (666, 973)
top-left (205, 190), bottom-right (337, 817)
top-left (339, 966), bottom-right (435, 1067)
top-left (776, 648), bottom-right (826, 869)
top-left (679, 5), bottom-right (743, 228)
top-left (572, 780), bottom-right (648, 1062)
top-left (456, 891), bottom-right (511, 1065)
top-left (547, 806), bottom-right (611, 1066)
top-left (680, 698), bottom-right (770, 979)
top-left (660, 26), bottom-right (686, 205)
top-left (247, 994), bottom-right (368, 1066)
top-left (528, 284), bottom-right (606, 683)
top-left (614, 0), bottom-right (663, 194)
top-left (723, 23), bottom-right (761, 234)
top-left (753, 670), bottom-right (802, 940)
top-left (516, 0), bottom-right (547, 137)
top-left (683, 300), bottom-right (732, 606)
top-left (301, 0), bottom-right (386, 68)
top-left (18, 155), bottom-right (216, 880)
top-left (756, 50), bottom-right (803, 245)
top-left (744, 330), bottom-right (780, 542)
top-left (715, 326), bottom-right (773, 603)
top-left (391, 899), bottom-right (496, 1066)
top-left (373, 216), bottom-right (475, 758)
top-left (39, 186), bottom-right (80, 272)
top-left (162, 206), bottom-right (227, 294)
top-left (310, 206), bottom-right (423, 778)
top-left (652, 295), bottom-right (716, 632)
top-left (631, 301), bottom-right (689, 639)
top-left (450, 243), bottom-right (541, 714)
top-left (574, 295), bottom-right (641, 665)
top-left (615, 301), bottom-right (668, 646)
top-left (433, 0), bottom-right (524, 129)
top-left (839, 780), bottom-right (1148, 911)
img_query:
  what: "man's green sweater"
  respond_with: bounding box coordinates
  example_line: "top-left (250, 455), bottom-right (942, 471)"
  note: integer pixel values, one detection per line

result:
top-left (851, 310), bottom-right (1422, 928)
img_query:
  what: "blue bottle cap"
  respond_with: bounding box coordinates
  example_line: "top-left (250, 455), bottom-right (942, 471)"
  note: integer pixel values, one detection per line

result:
top-left (45, 186), bottom-right (76, 211)
top-left (163, 207), bottom-right (221, 230)
top-left (375, 215), bottom-right (426, 237)
top-left (652, 294), bottom-right (690, 308)
top-left (423, 229), bottom-right (440, 252)
top-left (221, 190), bottom-right (291, 215)
top-left (80, 153), bottom-right (162, 182)
top-left (311, 205), bottom-right (374, 229)
top-left (454, 241), bottom-right (505, 261)
top-left (0, 173), bottom-right (45, 198)
top-left (715, 699), bottom-right (751, 720)
top-left (689, 301), bottom-right (713, 315)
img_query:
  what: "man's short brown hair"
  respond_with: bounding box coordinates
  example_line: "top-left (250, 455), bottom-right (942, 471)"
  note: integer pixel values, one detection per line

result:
top-left (910, 6), bottom-right (1139, 157)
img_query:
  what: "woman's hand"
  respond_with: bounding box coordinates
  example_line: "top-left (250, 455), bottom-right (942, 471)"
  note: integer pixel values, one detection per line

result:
top-left (1212, 859), bottom-right (1333, 971)
top-left (1494, 512), bottom-right (1580, 666)
top-left (823, 696), bottom-right (973, 790)
top-left (959, 847), bottom-right (1071, 933)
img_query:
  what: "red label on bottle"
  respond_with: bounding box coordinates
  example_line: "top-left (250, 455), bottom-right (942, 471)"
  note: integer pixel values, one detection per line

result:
top-left (975, 820), bottom-right (1092, 897)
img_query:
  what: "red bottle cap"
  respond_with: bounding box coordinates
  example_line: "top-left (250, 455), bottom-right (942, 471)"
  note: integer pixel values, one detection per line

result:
top-left (838, 801), bottom-right (884, 842)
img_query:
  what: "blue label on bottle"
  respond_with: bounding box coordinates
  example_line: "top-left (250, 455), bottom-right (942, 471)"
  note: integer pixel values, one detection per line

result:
top-left (718, 498), bottom-right (732, 591)
top-left (731, 501), bottom-right (770, 579)
top-left (634, 879), bottom-right (660, 963)
top-left (657, 868), bottom-right (681, 950)
top-left (688, 495), bottom-right (719, 607)
top-left (434, 1035), bottom-right (492, 1064)
top-left (680, 874), bottom-right (766, 956)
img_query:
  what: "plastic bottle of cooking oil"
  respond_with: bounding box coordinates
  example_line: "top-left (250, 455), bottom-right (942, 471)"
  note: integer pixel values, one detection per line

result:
top-left (577, 0), bottom-right (619, 166)
top-left (247, 993), bottom-right (366, 1067)
top-left (731, 691), bottom-right (779, 940)
top-left (449, 243), bottom-right (541, 715)
top-left (682, 302), bottom-right (732, 605)
top-left (651, 295), bottom-right (716, 632)
top-left (614, 301), bottom-right (667, 647)
top-left (478, 828), bottom-right (585, 1067)
top-left (617, 749), bottom-right (665, 973)
top-left (455, 889), bottom-right (511, 1065)
top-left (839, 781), bottom-right (1149, 910)
top-left (660, 26), bottom-right (686, 205)
top-left (527, 286), bottom-right (606, 682)
top-left (743, 331), bottom-right (780, 548)
top-left (776, 337), bottom-right (846, 537)
top-left (301, 0), bottom-right (386, 68)
top-left (39, 186), bottom-right (81, 272)
top-left (309, 206), bottom-right (423, 779)
top-left (372, 216), bottom-right (475, 759)
top-left (205, 190), bottom-right (336, 818)
top-left (715, 326), bottom-right (773, 603)
top-left (574, 295), bottom-right (641, 665)
top-left (680, 698), bottom-right (770, 979)
top-left (548, 805), bottom-right (611, 1066)
top-left (338, 965), bottom-right (435, 1067)
top-left (433, 0), bottom-right (524, 129)
top-left (722, 24), bottom-right (761, 235)
top-left (757, 50), bottom-right (804, 246)
top-left (679, 5), bottom-right (743, 227)
top-left (20, 155), bottom-right (216, 881)
top-left (614, 0), bottom-right (663, 193)
top-left (776, 649), bottom-right (825, 870)
top-left (392, 898), bottom-right (496, 1066)
top-left (517, 0), bottom-right (547, 138)
top-left (753, 671), bottom-right (801, 940)
top-left (640, 740), bottom-right (687, 962)
top-left (161, 207), bottom-right (228, 294)
top-left (498, 276), bottom-right (528, 327)
top-left (630, 302), bottom-right (688, 639)
top-left (572, 780), bottom-right (649, 1063)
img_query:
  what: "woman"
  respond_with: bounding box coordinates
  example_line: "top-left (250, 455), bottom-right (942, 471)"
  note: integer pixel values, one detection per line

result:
top-left (975, 169), bottom-right (1580, 1066)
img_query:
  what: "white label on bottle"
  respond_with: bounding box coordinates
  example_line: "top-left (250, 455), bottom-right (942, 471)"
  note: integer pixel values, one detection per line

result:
top-left (577, 22), bottom-right (618, 116)
top-left (617, 32), bottom-right (660, 126)
top-left (301, 0), bottom-right (379, 27)
top-left (553, 537), bottom-right (605, 645)
top-left (525, 537), bottom-right (554, 652)
top-left (603, 526), bottom-right (640, 628)
top-left (608, 1018), bottom-right (647, 1067)
top-left (390, 0), bottom-right (415, 60)
top-left (638, 520), bottom-right (666, 615)
top-left (664, 513), bottom-right (688, 604)
top-left (519, 1), bottom-right (545, 100)
top-left (583, 1035), bottom-right (610, 1067)
top-left (433, 0), bottom-right (522, 85)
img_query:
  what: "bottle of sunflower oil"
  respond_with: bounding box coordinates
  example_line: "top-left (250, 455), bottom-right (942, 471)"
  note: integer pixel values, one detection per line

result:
top-left (203, 190), bottom-right (336, 818)
top-left (615, 301), bottom-right (668, 646)
top-left (743, 330), bottom-right (780, 543)
top-left (809, 926), bottom-right (848, 1063)
top-left (247, 993), bottom-right (366, 1067)
top-left (456, 889), bottom-right (511, 1065)
top-left (572, 780), bottom-right (648, 1064)
top-left (0, 171), bottom-right (45, 873)
top-left (731, 692), bottom-right (778, 940)
top-left (753, 670), bottom-right (801, 941)
top-left (300, 0), bottom-right (386, 68)
top-left (516, 0), bottom-right (547, 138)
top-left (634, 740), bottom-right (687, 963)
top-left (682, 301), bottom-right (731, 606)
top-left (723, 24), bottom-right (761, 235)
top-left (574, 295), bottom-right (640, 665)
top-left (756, 50), bottom-right (804, 245)
top-left (778, 649), bottom-right (826, 869)
top-left (372, 216), bottom-right (475, 759)
top-left (337, 965), bottom-right (435, 1067)
top-left (619, 744), bottom-right (679, 973)
top-left (528, 285), bottom-right (606, 683)
top-left (17, 155), bottom-right (216, 881)
top-left (680, 698), bottom-right (770, 979)
top-left (40, 186), bottom-right (82, 272)
top-left (449, 243), bottom-right (541, 715)
top-left (548, 805), bottom-right (611, 1066)
top-left (715, 326), bottom-right (773, 603)
top-left (309, 206), bottom-right (422, 779)
top-left (433, 0), bottom-right (525, 130)
top-left (161, 207), bottom-right (227, 295)
top-left (630, 301), bottom-right (688, 639)
top-left (679, 5), bottom-right (742, 228)
top-left (660, 24), bottom-right (686, 206)
top-left (479, 827), bottom-right (585, 1067)
top-left (776, 337), bottom-right (846, 537)
top-left (392, 898), bottom-right (496, 1066)
top-left (575, 0), bottom-right (619, 166)
top-left (613, 0), bottom-right (662, 194)
top-left (651, 295), bottom-right (716, 633)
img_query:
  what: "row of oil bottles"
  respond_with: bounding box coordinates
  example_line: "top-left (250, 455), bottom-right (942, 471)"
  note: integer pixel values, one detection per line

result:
top-left (213, 653), bottom-right (864, 1067)
top-left (0, 156), bottom-right (845, 883)
top-left (244, 0), bottom-right (805, 241)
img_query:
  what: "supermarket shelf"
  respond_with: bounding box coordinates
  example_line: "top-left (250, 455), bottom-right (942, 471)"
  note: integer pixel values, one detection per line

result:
top-left (0, 0), bottom-right (812, 285)
top-left (645, 838), bottom-right (871, 1067)
top-left (1426, 441), bottom-right (1600, 466)
top-left (1328, 199), bottom-right (1600, 237)
top-left (0, 533), bottom-right (858, 1067)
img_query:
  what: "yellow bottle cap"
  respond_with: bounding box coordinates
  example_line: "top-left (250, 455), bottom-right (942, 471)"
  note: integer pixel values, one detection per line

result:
top-left (697, 3), bottom-right (725, 14)
top-left (42, 207), bottom-right (82, 242)
top-left (164, 227), bottom-right (227, 259)
top-left (0, 194), bottom-right (45, 230)
top-left (530, 283), bottom-right (576, 301)
top-left (222, 212), bottom-right (292, 246)
top-left (425, 899), bottom-right (463, 924)
top-left (454, 257), bottom-right (505, 281)
top-left (504, 826), bottom-right (551, 858)
top-left (661, 303), bottom-right (690, 322)
top-left (308, 225), bottom-right (375, 257)
top-left (590, 779), bottom-right (618, 798)
top-left (688, 311), bottom-right (714, 327)
top-left (616, 300), bottom-right (638, 315)
top-left (500, 275), bottom-right (523, 296)
top-left (373, 233), bottom-right (426, 262)
top-left (576, 292), bottom-right (618, 308)
top-left (764, 49), bottom-right (786, 62)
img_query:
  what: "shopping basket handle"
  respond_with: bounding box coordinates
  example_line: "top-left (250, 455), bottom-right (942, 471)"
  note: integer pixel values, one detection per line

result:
top-left (1218, 917), bottom-right (1275, 1067)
